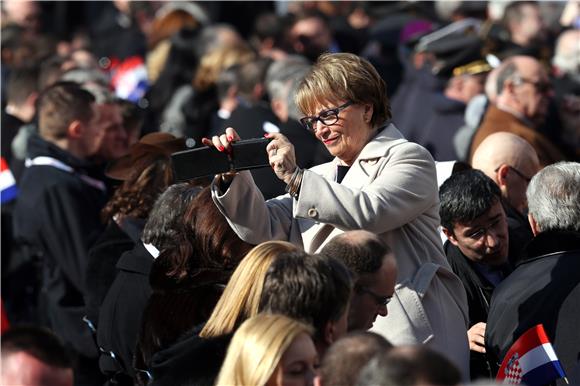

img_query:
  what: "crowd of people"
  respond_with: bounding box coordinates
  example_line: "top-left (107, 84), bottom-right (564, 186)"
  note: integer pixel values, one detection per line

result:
top-left (1, 1), bottom-right (579, 385)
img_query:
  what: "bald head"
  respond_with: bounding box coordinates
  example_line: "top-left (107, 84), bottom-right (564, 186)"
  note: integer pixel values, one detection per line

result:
top-left (321, 230), bottom-right (394, 276)
top-left (472, 132), bottom-right (540, 213)
top-left (472, 132), bottom-right (539, 180)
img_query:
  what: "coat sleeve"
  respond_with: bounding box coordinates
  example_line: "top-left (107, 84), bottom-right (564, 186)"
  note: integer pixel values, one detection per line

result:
top-left (295, 142), bottom-right (439, 233)
top-left (211, 171), bottom-right (296, 245)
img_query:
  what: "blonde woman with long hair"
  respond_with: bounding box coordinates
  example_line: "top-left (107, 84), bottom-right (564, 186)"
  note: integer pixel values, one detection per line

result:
top-left (200, 240), bottom-right (298, 338)
top-left (216, 314), bottom-right (318, 386)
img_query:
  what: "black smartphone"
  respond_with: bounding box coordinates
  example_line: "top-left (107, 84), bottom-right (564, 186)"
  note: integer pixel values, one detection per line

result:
top-left (171, 138), bottom-right (271, 181)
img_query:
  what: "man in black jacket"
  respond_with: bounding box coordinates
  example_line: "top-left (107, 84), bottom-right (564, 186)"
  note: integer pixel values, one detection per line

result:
top-left (12, 82), bottom-right (107, 385)
top-left (439, 169), bottom-right (512, 380)
top-left (486, 162), bottom-right (580, 384)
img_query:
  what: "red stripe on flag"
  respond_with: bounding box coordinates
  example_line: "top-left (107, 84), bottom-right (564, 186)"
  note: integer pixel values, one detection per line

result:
top-left (497, 324), bottom-right (551, 381)
top-left (0, 157), bottom-right (9, 172)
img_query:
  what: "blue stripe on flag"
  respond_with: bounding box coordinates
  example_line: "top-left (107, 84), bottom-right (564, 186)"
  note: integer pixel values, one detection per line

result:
top-left (0, 184), bottom-right (18, 204)
top-left (521, 360), bottom-right (566, 386)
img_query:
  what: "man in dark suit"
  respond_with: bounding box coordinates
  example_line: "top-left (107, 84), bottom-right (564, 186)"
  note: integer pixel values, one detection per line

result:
top-left (486, 162), bottom-right (580, 383)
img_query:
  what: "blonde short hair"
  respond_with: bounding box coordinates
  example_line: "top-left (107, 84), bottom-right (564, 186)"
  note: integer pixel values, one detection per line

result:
top-left (215, 314), bottom-right (314, 386)
top-left (199, 241), bottom-right (298, 338)
top-left (295, 52), bottom-right (391, 128)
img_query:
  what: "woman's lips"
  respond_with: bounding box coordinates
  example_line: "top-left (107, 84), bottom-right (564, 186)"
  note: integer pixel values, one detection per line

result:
top-left (323, 135), bottom-right (339, 145)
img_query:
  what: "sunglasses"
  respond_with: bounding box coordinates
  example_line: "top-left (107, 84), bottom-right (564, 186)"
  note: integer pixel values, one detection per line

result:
top-left (356, 285), bottom-right (392, 307)
top-left (300, 101), bottom-right (353, 132)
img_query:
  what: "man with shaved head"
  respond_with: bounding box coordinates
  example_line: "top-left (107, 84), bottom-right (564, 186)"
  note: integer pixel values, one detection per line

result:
top-left (472, 132), bottom-right (539, 262)
top-left (320, 230), bottom-right (397, 332)
top-left (472, 132), bottom-right (540, 215)
top-left (469, 55), bottom-right (566, 166)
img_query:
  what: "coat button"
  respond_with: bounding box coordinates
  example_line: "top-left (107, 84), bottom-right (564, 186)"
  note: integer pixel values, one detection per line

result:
top-left (307, 208), bottom-right (318, 218)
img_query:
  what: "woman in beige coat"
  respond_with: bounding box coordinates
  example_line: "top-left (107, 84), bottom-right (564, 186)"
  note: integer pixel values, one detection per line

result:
top-left (204, 52), bottom-right (470, 378)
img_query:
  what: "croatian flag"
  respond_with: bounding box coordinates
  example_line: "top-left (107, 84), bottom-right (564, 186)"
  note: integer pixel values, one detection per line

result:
top-left (496, 324), bottom-right (566, 385)
top-left (0, 157), bottom-right (18, 204)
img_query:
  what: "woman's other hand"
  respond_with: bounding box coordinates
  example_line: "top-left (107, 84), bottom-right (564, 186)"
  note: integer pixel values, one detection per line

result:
top-left (265, 133), bottom-right (297, 184)
top-left (201, 127), bottom-right (241, 153)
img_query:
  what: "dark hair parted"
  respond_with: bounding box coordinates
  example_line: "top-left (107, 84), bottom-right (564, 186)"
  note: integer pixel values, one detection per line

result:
top-left (153, 186), bottom-right (254, 283)
top-left (296, 53), bottom-right (391, 129)
top-left (1, 326), bottom-right (72, 369)
top-left (320, 232), bottom-right (391, 277)
top-left (259, 251), bottom-right (353, 342)
top-left (37, 81), bottom-right (95, 140)
top-left (439, 169), bottom-right (502, 232)
top-left (101, 156), bottom-right (175, 222)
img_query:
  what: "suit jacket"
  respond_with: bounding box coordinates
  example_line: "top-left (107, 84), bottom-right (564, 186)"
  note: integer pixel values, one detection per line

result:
top-left (485, 231), bottom-right (580, 384)
top-left (468, 105), bottom-right (566, 167)
top-left (212, 123), bottom-right (471, 377)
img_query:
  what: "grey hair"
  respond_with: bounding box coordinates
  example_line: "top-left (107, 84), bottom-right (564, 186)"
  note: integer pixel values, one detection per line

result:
top-left (265, 56), bottom-right (311, 121)
top-left (141, 183), bottom-right (202, 250)
top-left (527, 162), bottom-right (580, 232)
top-left (496, 61), bottom-right (518, 95)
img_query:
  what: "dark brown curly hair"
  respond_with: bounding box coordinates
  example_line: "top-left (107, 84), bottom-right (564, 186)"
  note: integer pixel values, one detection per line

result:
top-left (100, 155), bottom-right (175, 222)
top-left (155, 186), bottom-right (254, 283)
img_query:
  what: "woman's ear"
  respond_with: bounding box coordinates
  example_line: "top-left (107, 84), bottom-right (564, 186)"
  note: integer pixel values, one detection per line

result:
top-left (363, 104), bottom-right (373, 123)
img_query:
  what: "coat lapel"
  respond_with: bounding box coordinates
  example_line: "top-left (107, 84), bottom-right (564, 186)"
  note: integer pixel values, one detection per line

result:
top-left (300, 123), bottom-right (407, 252)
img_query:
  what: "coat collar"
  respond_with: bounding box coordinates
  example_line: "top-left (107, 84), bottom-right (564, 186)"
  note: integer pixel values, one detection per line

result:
top-left (27, 134), bottom-right (90, 171)
top-left (330, 122), bottom-right (407, 165)
top-left (523, 230), bottom-right (580, 261)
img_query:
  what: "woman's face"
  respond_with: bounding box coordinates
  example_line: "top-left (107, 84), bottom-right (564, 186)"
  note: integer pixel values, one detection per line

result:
top-left (309, 100), bottom-right (374, 166)
top-left (266, 333), bottom-right (319, 386)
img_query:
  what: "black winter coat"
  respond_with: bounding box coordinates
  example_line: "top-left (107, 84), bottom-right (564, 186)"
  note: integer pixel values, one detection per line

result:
top-left (485, 230), bottom-right (580, 384)
top-left (12, 134), bottom-right (107, 355)
top-left (444, 241), bottom-right (512, 380)
top-left (97, 242), bottom-right (154, 380)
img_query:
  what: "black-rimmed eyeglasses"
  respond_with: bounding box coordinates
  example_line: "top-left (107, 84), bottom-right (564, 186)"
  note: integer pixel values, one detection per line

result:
top-left (300, 101), bottom-right (353, 132)
top-left (356, 285), bottom-right (392, 307)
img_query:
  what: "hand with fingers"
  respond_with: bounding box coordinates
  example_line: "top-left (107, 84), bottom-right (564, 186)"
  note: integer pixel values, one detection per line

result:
top-left (201, 127), bottom-right (241, 153)
top-left (467, 322), bottom-right (486, 353)
top-left (201, 127), bottom-right (241, 183)
top-left (264, 132), bottom-right (298, 184)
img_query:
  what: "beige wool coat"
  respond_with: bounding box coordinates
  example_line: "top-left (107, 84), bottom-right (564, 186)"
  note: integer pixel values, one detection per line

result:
top-left (212, 124), bottom-right (470, 378)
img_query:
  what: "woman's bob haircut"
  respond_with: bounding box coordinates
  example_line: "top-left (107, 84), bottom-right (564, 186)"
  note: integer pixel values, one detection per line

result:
top-left (295, 52), bottom-right (391, 129)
